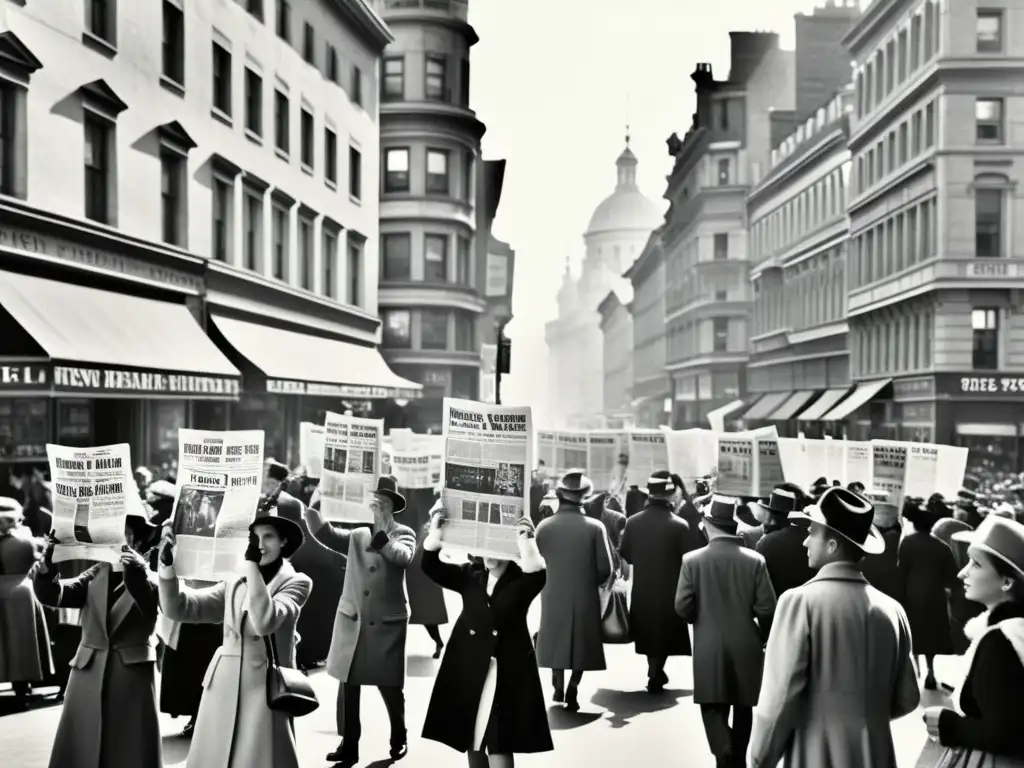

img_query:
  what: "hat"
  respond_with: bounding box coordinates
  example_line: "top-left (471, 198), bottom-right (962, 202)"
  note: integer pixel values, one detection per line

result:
top-left (249, 507), bottom-right (304, 559)
top-left (789, 486), bottom-right (885, 555)
top-left (556, 469), bottom-right (592, 496)
top-left (372, 475), bottom-right (406, 514)
top-left (134, 466), bottom-right (153, 483)
top-left (703, 494), bottom-right (739, 533)
top-left (147, 480), bottom-right (177, 502)
top-left (953, 515), bottom-right (1024, 580)
top-left (0, 496), bottom-right (24, 520)
top-left (925, 493), bottom-right (953, 520)
top-left (265, 459), bottom-right (290, 483)
top-left (757, 486), bottom-right (801, 516)
top-left (992, 502), bottom-right (1016, 520)
top-left (644, 469), bottom-right (676, 498)
top-left (958, 488), bottom-right (979, 504)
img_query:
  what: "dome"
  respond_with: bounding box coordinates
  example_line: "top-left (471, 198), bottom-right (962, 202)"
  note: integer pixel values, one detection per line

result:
top-left (585, 143), bottom-right (662, 236)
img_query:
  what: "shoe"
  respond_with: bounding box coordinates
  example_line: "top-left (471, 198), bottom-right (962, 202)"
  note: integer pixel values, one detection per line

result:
top-left (432, 642), bottom-right (444, 660)
top-left (924, 674), bottom-right (937, 691)
top-left (647, 669), bottom-right (668, 692)
top-left (552, 684), bottom-right (564, 703)
top-left (390, 741), bottom-right (409, 760)
top-left (326, 741), bottom-right (350, 762)
top-left (564, 685), bottom-right (580, 712)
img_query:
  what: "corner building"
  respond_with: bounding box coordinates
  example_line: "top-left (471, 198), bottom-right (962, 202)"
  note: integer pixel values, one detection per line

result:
top-left (0, 0), bottom-right (413, 472)
top-left (845, 0), bottom-right (1024, 471)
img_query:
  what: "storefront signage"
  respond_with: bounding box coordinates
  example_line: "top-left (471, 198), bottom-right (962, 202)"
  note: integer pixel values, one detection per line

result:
top-left (266, 379), bottom-right (421, 399)
top-left (0, 363), bottom-right (49, 390)
top-left (893, 377), bottom-right (935, 400)
top-left (967, 261), bottom-right (1019, 279)
top-left (485, 252), bottom-right (509, 298)
top-left (52, 366), bottom-right (240, 397)
top-left (950, 376), bottom-right (1024, 396)
top-left (0, 226), bottom-right (203, 292)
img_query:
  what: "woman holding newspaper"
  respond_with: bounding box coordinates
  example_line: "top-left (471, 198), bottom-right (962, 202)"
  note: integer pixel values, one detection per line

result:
top-left (157, 493), bottom-right (312, 768)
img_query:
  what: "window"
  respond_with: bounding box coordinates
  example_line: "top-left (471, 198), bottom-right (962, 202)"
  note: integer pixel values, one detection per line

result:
top-left (381, 233), bottom-right (411, 280)
top-left (160, 152), bottom-right (184, 246)
top-left (246, 0), bottom-right (264, 22)
top-left (299, 218), bottom-right (314, 291)
top-left (424, 234), bottom-right (448, 282)
top-left (212, 178), bottom-right (231, 261)
top-left (326, 45), bottom-right (338, 84)
top-left (976, 188), bottom-right (1003, 258)
top-left (349, 146), bottom-right (362, 200)
top-left (460, 58), bottom-right (470, 106)
top-left (84, 116), bottom-right (110, 224)
top-left (276, 0), bottom-right (290, 41)
top-left (274, 90), bottom-right (289, 153)
top-left (426, 149), bottom-right (450, 195)
top-left (322, 229), bottom-right (337, 298)
top-left (456, 236), bottom-right (471, 284)
top-left (324, 128), bottom-right (337, 185)
top-left (421, 310), bottom-right (448, 350)
top-left (350, 66), bottom-right (362, 107)
top-left (0, 86), bottom-right (17, 197)
top-left (976, 98), bottom-right (1003, 142)
top-left (455, 312), bottom-right (474, 351)
top-left (271, 205), bottom-right (289, 280)
top-left (712, 318), bottom-right (729, 352)
top-left (972, 308), bottom-right (999, 370)
top-left (347, 238), bottom-right (362, 307)
top-left (717, 159), bottom-right (729, 185)
top-left (897, 29), bottom-right (908, 82)
top-left (452, 369), bottom-right (476, 400)
top-left (302, 23), bottom-right (314, 64)
top-left (382, 310), bottom-right (412, 349)
top-left (425, 56), bottom-right (447, 101)
top-left (212, 44), bottom-right (232, 116)
top-left (162, 2), bottom-right (185, 85)
top-left (87, 0), bottom-right (114, 44)
top-left (300, 108), bottom-right (314, 168)
top-left (715, 290), bottom-right (727, 301)
top-left (383, 58), bottom-right (404, 101)
top-left (977, 10), bottom-right (1002, 53)
top-left (718, 99), bottom-right (729, 130)
top-left (384, 148), bottom-right (409, 192)
top-left (713, 233), bottom-right (728, 260)
top-left (462, 150), bottom-right (474, 202)
top-left (244, 69), bottom-right (262, 135)
top-left (243, 191), bottom-right (262, 271)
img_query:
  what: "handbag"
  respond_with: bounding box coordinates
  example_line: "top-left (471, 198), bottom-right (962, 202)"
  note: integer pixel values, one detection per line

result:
top-left (933, 745), bottom-right (1024, 768)
top-left (263, 633), bottom-right (319, 717)
top-left (598, 574), bottom-right (631, 644)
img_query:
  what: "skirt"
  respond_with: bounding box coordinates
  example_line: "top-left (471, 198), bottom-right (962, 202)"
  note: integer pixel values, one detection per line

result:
top-left (934, 746), bottom-right (1024, 768)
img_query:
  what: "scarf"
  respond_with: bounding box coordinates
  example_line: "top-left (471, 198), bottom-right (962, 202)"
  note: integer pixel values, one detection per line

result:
top-left (258, 557), bottom-right (283, 584)
top-left (952, 604), bottom-right (1024, 715)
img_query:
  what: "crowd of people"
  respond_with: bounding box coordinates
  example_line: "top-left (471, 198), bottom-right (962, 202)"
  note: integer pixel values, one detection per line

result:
top-left (0, 450), bottom-right (1023, 767)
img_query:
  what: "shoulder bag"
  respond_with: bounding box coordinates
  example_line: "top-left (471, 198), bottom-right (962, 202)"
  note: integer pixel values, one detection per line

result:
top-left (264, 632), bottom-right (319, 717)
top-left (598, 573), bottom-right (631, 644)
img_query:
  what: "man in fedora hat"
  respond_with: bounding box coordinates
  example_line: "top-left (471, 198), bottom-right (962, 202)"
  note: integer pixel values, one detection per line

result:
top-left (305, 475), bottom-right (416, 765)
top-left (748, 486), bottom-right (920, 768)
top-left (754, 483), bottom-right (815, 599)
top-left (535, 469), bottom-right (612, 711)
top-left (675, 495), bottom-right (777, 768)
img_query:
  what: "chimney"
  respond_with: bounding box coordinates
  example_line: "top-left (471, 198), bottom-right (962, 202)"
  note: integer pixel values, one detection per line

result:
top-left (728, 31), bottom-right (780, 84)
top-left (794, 2), bottom-right (861, 120)
top-left (691, 63), bottom-right (716, 128)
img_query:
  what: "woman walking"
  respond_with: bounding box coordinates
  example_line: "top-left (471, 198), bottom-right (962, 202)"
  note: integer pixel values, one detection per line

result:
top-left (406, 485), bottom-right (449, 659)
top-left (420, 501), bottom-right (552, 768)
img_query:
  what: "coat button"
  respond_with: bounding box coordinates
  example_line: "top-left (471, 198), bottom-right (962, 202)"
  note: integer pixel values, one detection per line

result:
top-left (469, 629), bottom-right (476, 635)
top-left (369, 566), bottom-right (376, 573)
top-left (363, 590), bottom-right (369, 596)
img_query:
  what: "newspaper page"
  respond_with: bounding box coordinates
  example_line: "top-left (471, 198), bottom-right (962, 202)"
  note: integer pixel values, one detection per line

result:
top-left (440, 398), bottom-right (532, 561)
top-left (170, 429), bottom-right (264, 581)
top-left (625, 430), bottom-right (670, 487)
top-left (716, 427), bottom-right (783, 497)
top-left (299, 422), bottom-right (326, 478)
top-left (47, 443), bottom-right (136, 564)
top-left (319, 412), bottom-right (383, 524)
top-left (842, 441), bottom-right (874, 488)
top-left (871, 440), bottom-right (908, 509)
top-left (777, 438), bottom-right (809, 489)
top-left (556, 431), bottom-right (589, 477)
top-left (536, 430), bottom-right (556, 475)
top-left (389, 431), bottom-right (434, 489)
top-left (902, 442), bottom-right (968, 500)
top-left (587, 430), bottom-right (624, 492)
top-left (662, 428), bottom-right (718, 488)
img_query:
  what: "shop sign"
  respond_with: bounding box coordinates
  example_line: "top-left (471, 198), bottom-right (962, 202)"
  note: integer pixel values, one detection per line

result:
top-left (0, 225), bottom-right (203, 292)
top-left (0, 362), bottom-right (49, 390)
top-left (485, 252), bottom-right (509, 298)
top-left (52, 365), bottom-right (240, 397)
top-left (266, 378), bottom-right (420, 400)
top-left (893, 376), bottom-right (935, 400)
top-left (967, 261), bottom-right (1020, 279)
top-left (949, 375), bottom-right (1024, 396)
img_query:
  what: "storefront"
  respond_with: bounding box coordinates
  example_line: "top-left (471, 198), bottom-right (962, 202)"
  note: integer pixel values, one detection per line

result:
top-left (0, 202), bottom-right (241, 476)
top-left (670, 367), bottom-right (745, 429)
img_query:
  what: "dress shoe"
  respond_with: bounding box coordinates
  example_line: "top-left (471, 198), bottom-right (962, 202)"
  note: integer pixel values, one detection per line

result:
top-left (924, 673), bottom-right (937, 691)
top-left (391, 741), bottom-right (409, 760)
top-left (326, 741), bottom-right (351, 762)
top-left (432, 642), bottom-right (444, 660)
top-left (552, 684), bottom-right (564, 703)
top-left (564, 685), bottom-right (580, 712)
top-left (647, 670), bottom-right (669, 693)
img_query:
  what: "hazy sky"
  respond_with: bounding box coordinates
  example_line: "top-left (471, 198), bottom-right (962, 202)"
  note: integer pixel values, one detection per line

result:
top-left (466, 0), bottom-right (860, 423)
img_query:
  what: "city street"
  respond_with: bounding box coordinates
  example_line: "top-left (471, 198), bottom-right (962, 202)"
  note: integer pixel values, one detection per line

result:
top-left (0, 590), bottom-right (957, 768)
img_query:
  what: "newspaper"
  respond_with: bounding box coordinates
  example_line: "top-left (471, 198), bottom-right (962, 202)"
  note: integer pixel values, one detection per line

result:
top-left (587, 430), bottom-right (625, 492)
top-left (871, 440), bottom-right (908, 510)
top-left (387, 430), bottom-right (436, 489)
top-left (319, 411), bottom-right (383, 524)
top-left (170, 429), bottom-right (265, 581)
top-left (716, 427), bottom-right (784, 498)
top-left (894, 441), bottom-right (967, 502)
top-left (662, 427), bottom-right (718, 488)
top-left (624, 430), bottom-right (669, 487)
top-left (439, 398), bottom-right (533, 560)
top-left (47, 443), bottom-right (137, 564)
top-left (298, 421), bottom-right (326, 478)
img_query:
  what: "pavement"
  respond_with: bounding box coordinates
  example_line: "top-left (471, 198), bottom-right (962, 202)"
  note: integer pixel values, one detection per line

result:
top-left (0, 590), bottom-right (961, 768)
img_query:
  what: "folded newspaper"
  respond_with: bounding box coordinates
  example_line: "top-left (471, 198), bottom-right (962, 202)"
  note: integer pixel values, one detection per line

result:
top-left (318, 412), bottom-right (383, 524)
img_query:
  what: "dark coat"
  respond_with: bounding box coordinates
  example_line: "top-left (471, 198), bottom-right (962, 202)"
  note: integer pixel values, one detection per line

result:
top-left (676, 498), bottom-right (706, 553)
top-left (405, 487), bottom-right (448, 626)
top-left (898, 530), bottom-right (958, 655)
top-left (859, 524), bottom-right (903, 601)
top-left (937, 601), bottom-right (1024, 759)
top-left (755, 522), bottom-right (816, 598)
top-left (159, 620), bottom-right (224, 717)
top-left (420, 548), bottom-right (552, 755)
top-left (619, 500), bottom-right (693, 656)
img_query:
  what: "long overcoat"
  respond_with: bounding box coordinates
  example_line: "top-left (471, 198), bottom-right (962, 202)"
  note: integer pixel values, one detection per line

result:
top-left (747, 562), bottom-right (921, 768)
top-left (158, 560), bottom-right (312, 768)
top-left (33, 562), bottom-right (161, 768)
top-left (898, 530), bottom-right (958, 655)
top-left (535, 504), bottom-right (612, 671)
top-left (313, 520), bottom-right (416, 687)
top-left (0, 532), bottom-right (52, 682)
top-left (674, 535), bottom-right (777, 705)
top-left (755, 522), bottom-right (816, 598)
top-left (419, 540), bottom-right (552, 755)
top-left (405, 488), bottom-right (449, 626)
top-left (619, 499), bottom-right (693, 656)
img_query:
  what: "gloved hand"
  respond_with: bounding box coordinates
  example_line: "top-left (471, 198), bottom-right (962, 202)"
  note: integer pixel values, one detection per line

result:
top-left (370, 530), bottom-right (389, 551)
top-left (40, 534), bottom-right (57, 573)
top-left (244, 533), bottom-right (262, 563)
top-left (159, 524), bottom-right (175, 566)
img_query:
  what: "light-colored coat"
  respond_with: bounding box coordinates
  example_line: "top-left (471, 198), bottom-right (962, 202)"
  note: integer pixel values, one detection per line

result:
top-left (0, 533), bottom-right (52, 682)
top-left (158, 560), bottom-right (312, 768)
top-left (747, 561), bottom-right (921, 768)
top-left (312, 521), bottom-right (416, 687)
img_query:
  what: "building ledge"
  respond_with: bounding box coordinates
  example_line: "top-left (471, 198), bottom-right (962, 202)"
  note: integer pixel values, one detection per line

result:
top-left (330, 0), bottom-right (395, 53)
top-left (379, 195), bottom-right (476, 230)
top-left (380, 102), bottom-right (486, 139)
top-left (666, 353), bottom-right (749, 373)
top-left (378, 281), bottom-right (486, 313)
top-left (382, 348), bottom-right (481, 367)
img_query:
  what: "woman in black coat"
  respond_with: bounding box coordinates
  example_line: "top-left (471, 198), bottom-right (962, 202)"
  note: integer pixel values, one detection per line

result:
top-left (405, 487), bottom-right (449, 659)
top-left (420, 502), bottom-right (552, 768)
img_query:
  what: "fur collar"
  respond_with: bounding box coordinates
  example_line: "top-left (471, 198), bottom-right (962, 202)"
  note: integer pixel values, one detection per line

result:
top-left (963, 601), bottom-right (1024, 671)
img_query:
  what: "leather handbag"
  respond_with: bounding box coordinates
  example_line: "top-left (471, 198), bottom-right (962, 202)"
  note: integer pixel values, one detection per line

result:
top-left (263, 633), bottom-right (319, 717)
top-left (598, 575), bottom-right (631, 644)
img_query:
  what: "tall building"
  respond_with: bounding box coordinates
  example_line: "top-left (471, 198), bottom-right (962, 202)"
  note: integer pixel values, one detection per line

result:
top-left (373, 0), bottom-right (496, 433)
top-left (0, 0), bottom-right (405, 470)
top-left (545, 139), bottom-right (662, 428)
top-left (841, 0), bottom-right (1024, 468)
top-left (624, 229), bottom-right (670, 427)
top-left (598, 284), bottom-right (634, 426)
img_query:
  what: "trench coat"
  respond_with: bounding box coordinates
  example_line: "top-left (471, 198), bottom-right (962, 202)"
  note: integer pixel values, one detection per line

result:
top-left (419, 532), bottom-right (552, 755)
top-left (0, 532), bottom-right (52, 682)
top-left (747, 561), bottom-right (921, 768)
top-left (535, 504), bottom-right (612, 671)
top-left (755, 522), bottom-right (816, 598)
top-left (33, 562), bottom-right (161, 768)
top-left (619, 500), bottom-right (693, 657)
top-left (158, 560), bottom-right (312, 768)
top-left (313, 520), bottom-right (416, 687)
top-left (899, 530), bottom-right (959, 655)
top-left (674, 535), bottom-right (776, 705)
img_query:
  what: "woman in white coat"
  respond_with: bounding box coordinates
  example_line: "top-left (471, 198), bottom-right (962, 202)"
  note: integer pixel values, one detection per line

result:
top-left (157, 501), bottom-right (312, 768)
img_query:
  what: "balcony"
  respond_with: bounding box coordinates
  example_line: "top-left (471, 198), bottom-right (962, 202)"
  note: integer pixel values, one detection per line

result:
top-left (374, 0), bottom-right (469, 23)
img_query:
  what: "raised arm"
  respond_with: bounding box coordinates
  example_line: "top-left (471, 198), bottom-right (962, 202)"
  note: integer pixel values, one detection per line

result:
top-left (122, 560), bottom-right (159, 621)
top-left (506, 523), bottom-right (546, 612)
top-left (246, 568), bottom-right (312, 636)
top-left (377, 524), bottom-right (416, 569)
top-left (157, 565), bottom-right (228, 624)
top-left (304, 501), bottom-right (353, 557)
top-left (32, 561), bottom-right (102, 609)
top-left (420, 520), bottom-right (468, 593)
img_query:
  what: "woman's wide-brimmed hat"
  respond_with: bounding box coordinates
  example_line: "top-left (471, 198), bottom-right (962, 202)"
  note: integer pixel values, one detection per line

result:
top-left (789, 486), bottom-right (886, 555)
top-left (0, 496), bottom-right (24, 520)
top-left (249, 506), bottom-right (305, 559)
top-left (372, 475), bottom-right (406, 514)
top-left (953, 515), bottom-right (1024, 580)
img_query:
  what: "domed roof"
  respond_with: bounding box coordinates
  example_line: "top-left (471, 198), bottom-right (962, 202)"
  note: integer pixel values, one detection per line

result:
top-left (586, 142), bottom-right (662, 236)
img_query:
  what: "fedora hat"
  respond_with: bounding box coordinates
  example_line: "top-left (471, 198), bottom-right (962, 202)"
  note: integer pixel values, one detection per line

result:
top-left (373, 475), bottom-right (406, 514)
top-left (0, 496), bottom-right (23, 520)
top-left (644, 469), bottom-right (677, 498)
top-left (249, 506), bottom-right (304, 559)
top-left (953, 515), bottom-right (1024, 580)
top-left (789, 486), bottom-right (885, 555)
top-left (556, 469), bottom-right (592, 496)
top-left (265, 459), bottom-right (291, 483)
top-left (757, 486), bottom-right (801, 516)
top-left (703, 494), bottom-right (739, 533)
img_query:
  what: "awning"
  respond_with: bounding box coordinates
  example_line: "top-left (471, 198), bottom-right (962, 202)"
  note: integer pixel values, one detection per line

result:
top-left (819, 378), bottom-right (893, 421)
top-left (211, 314), bottom-right (422, 399)
top-left (706, 399), bottom-right (745, 430)
top-left (766, 390), bottom-right (818, 421)
top-left (0, 271), bottom-right (240, 398)
top-left (795, 388), bottom-right (850, 421)
top-left (741, 392), bottom-right (791, 421)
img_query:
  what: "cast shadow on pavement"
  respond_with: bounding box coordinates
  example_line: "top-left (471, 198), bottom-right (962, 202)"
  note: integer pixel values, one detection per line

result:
top-left (589, 687), bottom-right (692, 729)
top-left (161, 734), bottom-right (193, 764)
top-left (546, 705), bottom-right (603, 730)
top-left (407, 655), bottom-right (439, 678)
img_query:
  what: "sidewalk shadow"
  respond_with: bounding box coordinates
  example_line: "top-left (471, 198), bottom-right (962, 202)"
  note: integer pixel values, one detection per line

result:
top-left (589, 687), bottom-right (692, 729)
top-left (407, 655), bottom-right (438, 678)
top-left (161, 734), bottom-right (193, 764)
top-left (546, 705), bottom-right (602, 730)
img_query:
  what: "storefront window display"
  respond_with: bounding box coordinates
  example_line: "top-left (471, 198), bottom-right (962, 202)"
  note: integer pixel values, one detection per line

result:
top-left (957, 434), bottom-right (1018, 478)
top-left (148, 400), bottom-right (186, 475)
top-left (57, 400), bottom-right (93, 446)
top-left (232, 394), bottom-right (286, 463)
top-left (0, 398), bottom-right (50, 462)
